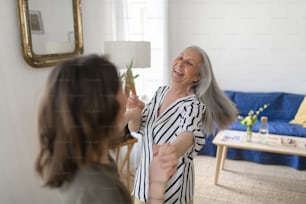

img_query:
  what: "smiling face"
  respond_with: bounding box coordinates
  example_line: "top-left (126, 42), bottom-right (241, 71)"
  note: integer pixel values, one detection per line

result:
top-left (171, 48), bottom-right (203, 88)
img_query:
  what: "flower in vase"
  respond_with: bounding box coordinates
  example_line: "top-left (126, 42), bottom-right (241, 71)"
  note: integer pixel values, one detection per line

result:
top-left (238, 104), bottom-right (269, 130)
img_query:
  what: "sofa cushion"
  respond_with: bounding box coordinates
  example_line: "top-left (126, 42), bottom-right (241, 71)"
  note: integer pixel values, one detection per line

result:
top-left (228, 91), bottom-right (304, 122)
top-left (229, 120), bottom-right (306, 137)
top-left (230, 91), bottom-right (280, 119)
top-left (290, 96), bottom-right (306, 127)
top-left (272, 93), bottom-right (305, 122)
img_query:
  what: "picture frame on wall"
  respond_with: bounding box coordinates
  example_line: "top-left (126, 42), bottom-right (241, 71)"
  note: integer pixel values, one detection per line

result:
top-left (68, 31), bottom-right (75, 42)
top-left (29, 10), bottom-right (44, 34)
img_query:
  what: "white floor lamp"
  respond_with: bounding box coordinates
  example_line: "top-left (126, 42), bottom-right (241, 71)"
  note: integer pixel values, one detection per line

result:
top-left (104, 41), bottom-right (151, 97)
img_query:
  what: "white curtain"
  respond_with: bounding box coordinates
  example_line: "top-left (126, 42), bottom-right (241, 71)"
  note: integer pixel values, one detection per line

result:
top-left (125, 0), bottom-right (168, 98)
top-left (111, 0), bottom-right (128, 40)
top-left (111, 0), bottom-right (169, 174)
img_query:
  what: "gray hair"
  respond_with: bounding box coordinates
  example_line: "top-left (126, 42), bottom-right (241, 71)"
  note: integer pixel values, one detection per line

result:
top-left (188, 46), bottom-right (238, 135)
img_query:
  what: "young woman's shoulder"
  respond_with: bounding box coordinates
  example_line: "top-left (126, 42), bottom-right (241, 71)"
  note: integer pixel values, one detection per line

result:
top-left (59, 163), bottom-right (132, 204)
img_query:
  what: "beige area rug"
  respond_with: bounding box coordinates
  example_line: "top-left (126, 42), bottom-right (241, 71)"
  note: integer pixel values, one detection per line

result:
top-left (124, 155), bottom-right (306, 203)
top-left (194, 156), bottom-right (306, 204)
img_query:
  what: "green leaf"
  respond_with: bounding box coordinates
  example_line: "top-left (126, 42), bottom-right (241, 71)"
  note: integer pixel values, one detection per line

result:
top-left (120, 73), bottom-right (125, 79)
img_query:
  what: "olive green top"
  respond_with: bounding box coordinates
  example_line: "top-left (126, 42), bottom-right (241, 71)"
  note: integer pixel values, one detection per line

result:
top-left (59, 161), bottom-right (132, 204)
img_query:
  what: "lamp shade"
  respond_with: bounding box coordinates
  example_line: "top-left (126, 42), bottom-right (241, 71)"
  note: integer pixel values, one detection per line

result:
top-left (104, 41), bottom-right (151, 68)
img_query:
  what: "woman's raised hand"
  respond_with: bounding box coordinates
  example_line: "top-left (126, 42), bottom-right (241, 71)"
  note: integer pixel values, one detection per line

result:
top-left (127, 95), bottom-right (145, 110)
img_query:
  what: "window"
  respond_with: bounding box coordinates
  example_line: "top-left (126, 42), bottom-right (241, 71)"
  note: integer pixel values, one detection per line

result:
top-left (124, 0), bottom-right (168, 101)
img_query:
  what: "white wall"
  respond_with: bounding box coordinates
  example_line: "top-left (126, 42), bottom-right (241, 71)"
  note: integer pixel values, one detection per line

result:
top-left (0, 1), bottom-right (111, 204)
top-left (168, 0), bottom-right (306, 95)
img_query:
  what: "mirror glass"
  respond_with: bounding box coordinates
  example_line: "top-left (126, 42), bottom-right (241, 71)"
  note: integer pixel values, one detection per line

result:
top-left (17, 0), bottom-right (83, 68)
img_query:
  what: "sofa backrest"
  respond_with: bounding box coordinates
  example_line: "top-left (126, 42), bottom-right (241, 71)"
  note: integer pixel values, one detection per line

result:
top-left (225, 90), bottom-right (305, 122)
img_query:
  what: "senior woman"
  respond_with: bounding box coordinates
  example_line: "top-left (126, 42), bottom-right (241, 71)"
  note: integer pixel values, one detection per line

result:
top-left (128, 46), bottom-right (237, 204)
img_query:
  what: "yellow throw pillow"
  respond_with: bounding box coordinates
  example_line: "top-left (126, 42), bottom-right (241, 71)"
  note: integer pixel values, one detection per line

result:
top-left (290, 96), bottom-right (306, 127)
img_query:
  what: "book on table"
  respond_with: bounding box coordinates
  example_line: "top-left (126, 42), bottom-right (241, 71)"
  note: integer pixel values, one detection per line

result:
top-left (221, 131), bottom-right (243, 142)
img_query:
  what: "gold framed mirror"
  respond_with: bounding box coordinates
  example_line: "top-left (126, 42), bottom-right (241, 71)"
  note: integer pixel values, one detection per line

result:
top-left (17, 0), bottom-right (83, 68)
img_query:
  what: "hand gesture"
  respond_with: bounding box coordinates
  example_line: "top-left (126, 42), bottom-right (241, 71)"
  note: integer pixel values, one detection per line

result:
top-left (127, 95), bottom-right (145, 110)
top-left (150, 143), bottom-right (178, 182)
top-left (125, 108), bottom-right (142, 121)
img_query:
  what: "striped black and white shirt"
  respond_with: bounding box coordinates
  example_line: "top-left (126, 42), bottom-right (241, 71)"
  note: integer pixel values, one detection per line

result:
top-left (133, 86), bottom-right (206, 204)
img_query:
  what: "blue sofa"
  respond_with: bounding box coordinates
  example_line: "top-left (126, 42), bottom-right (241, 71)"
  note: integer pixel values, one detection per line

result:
top-left (199, 90), bottom-right (306, 170)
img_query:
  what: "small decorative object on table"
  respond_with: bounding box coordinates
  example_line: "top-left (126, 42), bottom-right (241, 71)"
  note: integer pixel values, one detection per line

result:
top-left (238, 104), bottom-right (269, 142)
top-left (280, 138), bottom-right (297, 147)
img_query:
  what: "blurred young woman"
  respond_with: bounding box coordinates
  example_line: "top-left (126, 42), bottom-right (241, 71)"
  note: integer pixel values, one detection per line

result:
top-left (35, 54), bottom-right (178, 204)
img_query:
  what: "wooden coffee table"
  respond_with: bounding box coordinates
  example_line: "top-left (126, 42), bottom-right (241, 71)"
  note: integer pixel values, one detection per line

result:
top-left (212, 130), bottom-right (306, 185)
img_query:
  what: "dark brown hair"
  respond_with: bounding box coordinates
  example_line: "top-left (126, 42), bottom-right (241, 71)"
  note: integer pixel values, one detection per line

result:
top-left (35, 54), bottom-right (120, 187)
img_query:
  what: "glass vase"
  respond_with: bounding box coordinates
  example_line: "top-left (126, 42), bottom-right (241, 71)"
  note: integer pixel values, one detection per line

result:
top-left (246, 126), bottom-right (253, 142)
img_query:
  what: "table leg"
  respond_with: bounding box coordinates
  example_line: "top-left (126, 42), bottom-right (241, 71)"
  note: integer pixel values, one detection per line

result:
top-left (119, 148), bottom-right (129, 175)
top-left (115, 148), bottom-right (120, 165)
top-left (126, 143), bottom-right (133, 190)
top-left (111, 138), bottom-right (137, 191)
top-left (214, 145), bottom-right (224, 185)
top-left (117, 144), bottom-right (133, 190)
top-left (221, 146), bottom-right (228, 170)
